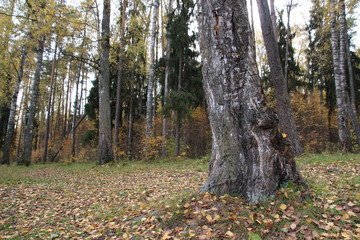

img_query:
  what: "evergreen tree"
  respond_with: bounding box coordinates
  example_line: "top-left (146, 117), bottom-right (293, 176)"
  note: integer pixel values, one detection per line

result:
top-left (160, 0), bottom-right (203, 156)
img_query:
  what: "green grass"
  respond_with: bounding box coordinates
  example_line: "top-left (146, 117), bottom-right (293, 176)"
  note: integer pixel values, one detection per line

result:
top-left (0, 153), bottom-right (359, 239)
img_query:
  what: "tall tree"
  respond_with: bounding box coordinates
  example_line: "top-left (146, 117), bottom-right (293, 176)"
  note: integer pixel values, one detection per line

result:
top-left (98, 0), bottom-right (114, 164)
top-left (269, 0), bottom-right (277, 39)
top-left (2, 47), bottom-right (27, 165)
top-left (256, 0), bottom-right (303, 155)
top-left (330, 0), bottom-right (352, 151)
top-left (338, 0), bottom-right (360, 144)
top-left (198, 0), bottom-right (304, 203)
top-left (42, 39), bottom-right (58, 163)
top-left (114, 0), bottom-right (128, 160)
top-left (20, 0), bottom-right (48, 166)
top-left (145, 0), bottom-right (160, 139)
top-left (162, 0), bottom-right (174, 156)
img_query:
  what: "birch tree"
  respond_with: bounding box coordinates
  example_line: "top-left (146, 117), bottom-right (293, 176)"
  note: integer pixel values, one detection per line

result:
top-left (330, 0), bottom-right (352, 151)
top-left (145, 0), bottom-right (159, 139)
top-left (198, 0), bottom-right (304, 203)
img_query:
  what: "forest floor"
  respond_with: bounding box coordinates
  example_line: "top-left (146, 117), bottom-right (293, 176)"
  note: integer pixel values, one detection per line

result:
top-left (0, 153), bottom-right (359, 240)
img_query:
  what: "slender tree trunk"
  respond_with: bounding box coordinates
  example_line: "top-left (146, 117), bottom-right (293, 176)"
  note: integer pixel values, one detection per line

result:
top-left (114, 0), bottom-right (128, 160)
top-left (345, 33), bottom-right (356, 115)
top-left (256, 0), bottom-right (303, 155)
top-left (250, 0), bottom-right (257, 62)
top-left (42, 41), bottom-right (58, 163)
top-left (175, 49), bottom-right (183, 157)
top-left (330, 0), bottom-right (352, 151)
top-left (199, 0), bottom-right (304, 203)
top-left (269, 0), bottom-right (277, 39)
top-left (98, 0), bottom-right (114, 164)
top-left (162, 0), bottom-right (174, 157)
top-left (63, 61), bottom-right (71, 138)
top-left (16, 77), bottom-right (30, 165)
top-left (127, 73), bottom-right (134, 159)
top-left (2, 47), bottom-right (27, 165)
top-left (145, 0), bottom-right (160, 139)
top-left (71, 61), bottom-right (81, 159)
top-left (284, 0), bottom-right (293, 91)
top-left (21, 37), bottom-right (45, 166)
top-left (339, 0), bottom-right (360, 144)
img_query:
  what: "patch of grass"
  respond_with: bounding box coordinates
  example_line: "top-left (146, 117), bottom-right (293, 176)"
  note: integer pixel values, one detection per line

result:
top-left (1, 153), bottom-right (359, 239)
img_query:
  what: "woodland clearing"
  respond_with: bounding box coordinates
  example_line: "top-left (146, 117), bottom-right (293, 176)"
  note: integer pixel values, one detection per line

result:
top-left (0, 154), bottom-right (359, 239)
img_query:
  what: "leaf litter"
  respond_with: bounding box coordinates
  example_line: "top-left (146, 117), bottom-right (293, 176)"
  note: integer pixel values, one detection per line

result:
top-left (0, 155), bottom-right (359, 239)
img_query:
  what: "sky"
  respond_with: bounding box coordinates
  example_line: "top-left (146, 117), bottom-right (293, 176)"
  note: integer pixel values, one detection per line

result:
top-left (248, 0), bottom-right (360, 49)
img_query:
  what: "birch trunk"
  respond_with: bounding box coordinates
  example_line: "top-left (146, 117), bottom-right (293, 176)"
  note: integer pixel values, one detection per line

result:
top-left (339, 0), bottom-right (360, 144)
top-left (198, 0), bottom-right (304, 203)
top-left (330, 0), bottom-right (352, 151)
top-left (145, 0), bottom-right (160, 139)
top-left (2, 47), bottom-right (27, 165)
top-left (114, 0), bottom-right (128, 160)
top-left (256, 0), bottom-right (303, 155)
top-left (21, 37), bottom-right (45, 166)
top-left (98, 0), bottom-right (114, 164)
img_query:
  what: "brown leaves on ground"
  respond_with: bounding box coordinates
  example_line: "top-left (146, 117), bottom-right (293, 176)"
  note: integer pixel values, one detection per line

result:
top-left (0, 155), bottom-right (359, 239)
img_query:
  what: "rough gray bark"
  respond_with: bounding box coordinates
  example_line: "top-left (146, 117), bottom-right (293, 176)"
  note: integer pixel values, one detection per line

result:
top-left (198, 0), bottom-right (304, 203)
top-left (42, 40), bottom-right (58, 163)
top-left (2, 47), bottom-right (27, 165)
top-left (98, 0), bottom-right (114, 164)
top-left (330, 0), bottom-right (352, 151)
top-left (162, 0), bottom-right (174, 157)
top-left (256, 0), bottom-right (303, 155)
top-left (339, 0), bottom-right (360, 145)
top-left (145, 0), bottom-right (160, 139)
top-left (114, 0), bottom-right (128, 160)
top-left (21, 37), bottom-right (45, 166)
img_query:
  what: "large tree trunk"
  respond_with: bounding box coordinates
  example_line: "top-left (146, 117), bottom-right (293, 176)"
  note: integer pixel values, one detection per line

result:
top-left (42, 40), bottom-right (58, 163)
top-left (330, 0), bottom-right (352, 151)
top-left (21, 37), bottom-right (45, 166)
top-left (98, 0), bottom-right (114, 164)
top-left (256, 0), bottom-right (303, 156)
top-left (145, 0), bottom-right (160, 139)
top-left (2, 47), bottom-right (27, 165)
top-left (162, 0), bottom-right (174, 157)
top-left (198, 0), bottom-right (304, 203)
